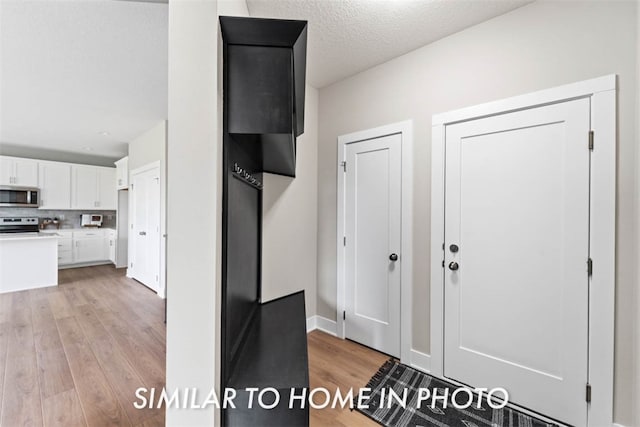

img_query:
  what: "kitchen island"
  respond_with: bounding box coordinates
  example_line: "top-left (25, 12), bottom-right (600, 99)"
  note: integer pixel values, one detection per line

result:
top-left (0, 233), bottom-right (58, 293)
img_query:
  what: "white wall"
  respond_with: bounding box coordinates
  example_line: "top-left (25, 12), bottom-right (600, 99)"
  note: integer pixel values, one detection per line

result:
top-left (262, 85), bottom-right (319, 317)
top-left (635, 4), bottom-right (640, 427)
top-left (128, 120), bottom-right (166, 171)
top-left (317, 1), bottom-right (638, 424)
top-left (166, 0), bottom-right (219, 426)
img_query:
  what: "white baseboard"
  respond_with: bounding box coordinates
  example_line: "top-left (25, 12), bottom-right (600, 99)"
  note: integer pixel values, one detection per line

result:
top-left (59, 261), bottom-right (112, 270)
top-left (306, 316), bottom-right (316, 332)
top-left (410, 349), bottom-right (431, 373)
top-left (306, 315), bottom-right (337, 336)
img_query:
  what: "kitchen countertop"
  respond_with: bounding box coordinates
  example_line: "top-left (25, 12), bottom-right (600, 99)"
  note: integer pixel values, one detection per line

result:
top-left (39, 227), bottom-right (116, 233)
top-left (0, 233), bottom-right (60, 241)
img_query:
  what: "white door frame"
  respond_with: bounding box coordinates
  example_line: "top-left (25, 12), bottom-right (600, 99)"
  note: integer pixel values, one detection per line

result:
top-left (430, 75), bottom-right (616, 427)
top-left (337, 120), bottom-right (413, 364)
top-left (128, 161), bottom-right (165, 298)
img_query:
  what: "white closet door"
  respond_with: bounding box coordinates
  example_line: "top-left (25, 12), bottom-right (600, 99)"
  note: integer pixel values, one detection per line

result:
top-left (444, 98), bottom-right (591, 426)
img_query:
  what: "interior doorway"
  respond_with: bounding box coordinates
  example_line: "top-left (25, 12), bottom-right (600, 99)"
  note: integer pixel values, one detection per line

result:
top-left (430, 75), bottom-right (616, 427)
top-left (337, 121), bottom-right (413, 362)
top-left (129, 162), bottom-right (161, 295)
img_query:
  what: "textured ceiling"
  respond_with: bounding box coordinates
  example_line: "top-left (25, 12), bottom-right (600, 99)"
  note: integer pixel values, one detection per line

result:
top-left (247, 0), bottom-right (532, 88)
top-left (0, 0), bottom-right (168, 160)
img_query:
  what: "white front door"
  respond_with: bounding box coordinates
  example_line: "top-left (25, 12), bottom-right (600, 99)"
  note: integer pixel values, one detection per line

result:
top-left (130, 166), bottom-right (161, 293)
top-left (444, 98), bottom-right (591, 426)
top-left (344, 133), bottom-right (401, 357)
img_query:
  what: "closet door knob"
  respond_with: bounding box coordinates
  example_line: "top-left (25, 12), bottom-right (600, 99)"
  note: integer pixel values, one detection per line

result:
top-left (389, 253), bottom-right (398, 261)
top-left (448, 262), bottom-right (459, 271)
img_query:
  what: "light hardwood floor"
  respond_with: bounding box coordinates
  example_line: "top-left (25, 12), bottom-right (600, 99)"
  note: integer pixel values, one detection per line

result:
top-left (0, 265), bottom-right (166, 427)
top-left (308, 330), bottom-right (388, 427)
top-left (0, 265), bottom-right (387, 427)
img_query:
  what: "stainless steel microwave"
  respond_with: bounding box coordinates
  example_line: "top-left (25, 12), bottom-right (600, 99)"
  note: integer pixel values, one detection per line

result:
top-left (0, 186), bottom-right (40, 207)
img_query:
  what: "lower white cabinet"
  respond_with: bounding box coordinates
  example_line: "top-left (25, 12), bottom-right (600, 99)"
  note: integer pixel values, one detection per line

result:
top-left (41, 229), bottom-right (116, 267)
top-left (56, 234), bottom-right (74, 265)
top-left (74, 231), bottom-right (106, 263)
top-left (107, 229), bottom-right (116, 264)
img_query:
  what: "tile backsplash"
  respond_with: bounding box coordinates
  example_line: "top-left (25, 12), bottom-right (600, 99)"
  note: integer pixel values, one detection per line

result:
top-left (0, 208), bottom-right (117, 229)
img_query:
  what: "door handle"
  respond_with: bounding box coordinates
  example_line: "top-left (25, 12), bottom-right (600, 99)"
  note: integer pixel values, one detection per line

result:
top-left (389, 253), bottom-right (398, 261)
top-left (448, 262), bottom-right (459, 271)
top-left (139, 231), bottom-right (146, 236)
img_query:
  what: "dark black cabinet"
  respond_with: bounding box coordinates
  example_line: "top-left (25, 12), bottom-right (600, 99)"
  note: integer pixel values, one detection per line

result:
top-left (220, 16), bottom-right (309, 427)
top-left (221, 16), bottom-right (307, 177)
top-left (224, 292), bottom-right (309, 427)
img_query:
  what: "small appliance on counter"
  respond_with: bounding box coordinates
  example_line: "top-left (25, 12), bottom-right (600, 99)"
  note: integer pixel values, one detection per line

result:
top-left (40, 218), bottom-right (61, 230)
top-left (81, 214), bottom-right (103, 228)
top-left (0, 217), bottom-right (39, 234)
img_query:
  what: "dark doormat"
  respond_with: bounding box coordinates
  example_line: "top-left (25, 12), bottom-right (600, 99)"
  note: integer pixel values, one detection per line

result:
top-left (356, 359), bottom-right (559, 427)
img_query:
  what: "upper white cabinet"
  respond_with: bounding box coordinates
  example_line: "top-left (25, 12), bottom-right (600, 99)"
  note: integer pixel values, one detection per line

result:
top-left (98, 167), bottom-right (117, 209)
top-left (71, 165), bottom-right (117, 210)
top-left (38, 161), bottom-right (72, 209)
top-left (72, 165), bottom-right (98, 209)
top-left (0, 156), bottom-right (38, 186)
top-left (114, 156), bottom-right (129, 190)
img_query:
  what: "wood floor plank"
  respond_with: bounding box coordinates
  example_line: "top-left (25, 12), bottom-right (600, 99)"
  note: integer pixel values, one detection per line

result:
top-left (47, 291), bottom-right (74, 320)
top-left (10, 291), bottom-right (32, 327)
top-left (30, 289), bottom-right (75, 400)
top-left (133, 411), bottom-right (165, 427)
top-left (74, 304), bottom-right (159, 425)
top-left (0, 322), bottom-right (9, 420)
top-left (97, 309), bottom-right (165, 393)
top-left (34, 333), bottom-right (75, 399)
top-left (29, 289), bottom-right (57, 333)
top-left (1, 321), bottom-right (43, 427)
top-left (0, 292), bottom-right (12, 324)
top-left (57, 316), bottom-right (131, 427)
top-left (42, 389), bottom-right (87, 427)
top-left (62, 285), bottom-right (90, 308)
top-left (307, 331), bottom-right (387, 427)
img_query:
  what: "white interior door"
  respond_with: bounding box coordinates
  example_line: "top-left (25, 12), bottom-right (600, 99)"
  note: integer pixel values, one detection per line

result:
top-left (131, 166), bottom-right (160, 293)
top-left (444, 98), bottom-right (591, 426)
top-left (344, 133), bottom-right (401, 357)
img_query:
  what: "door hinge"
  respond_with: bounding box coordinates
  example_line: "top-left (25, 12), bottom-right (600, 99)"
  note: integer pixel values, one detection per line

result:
top-left (588, 130), bottom-right (594, 151)
top-left (130, 262), bottom-right (133, 268)
top-left (586, 384), bottom-right (592, 403)
top-left (343, 311), bottom-right (346, 320)
top-left (340, 161), bottom-right (347, 172)
top-left (156, 275), bottom-right (159, 282)
top-left (587, 258), bottom-right (593, 276)
top-left (343, 236), bottom-right (346, 246)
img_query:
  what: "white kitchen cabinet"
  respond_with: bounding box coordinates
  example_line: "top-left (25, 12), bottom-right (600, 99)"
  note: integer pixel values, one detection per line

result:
top-left (39, 162), bottom-right (72, 209)
top-left (0, 157), bottom-right (13, 184)
top-left (71, 165), bottom-right (116, 210)
top-left (107, 229), bottom-right (117, 264)
top-left (56, 235), bottom-right (74, 265)
top-left (72, 165), bottom-right (98, 209)
top-left (114, 156), bottom-right (129, 190)
top-left (73, 230), bottom-right (106, 263)
top-left (98, 168), bottom-right (117, 210)
top-left (0, 156), bottom-right (38, 186)
top-left (41, 229), bottom-right (113, 267)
